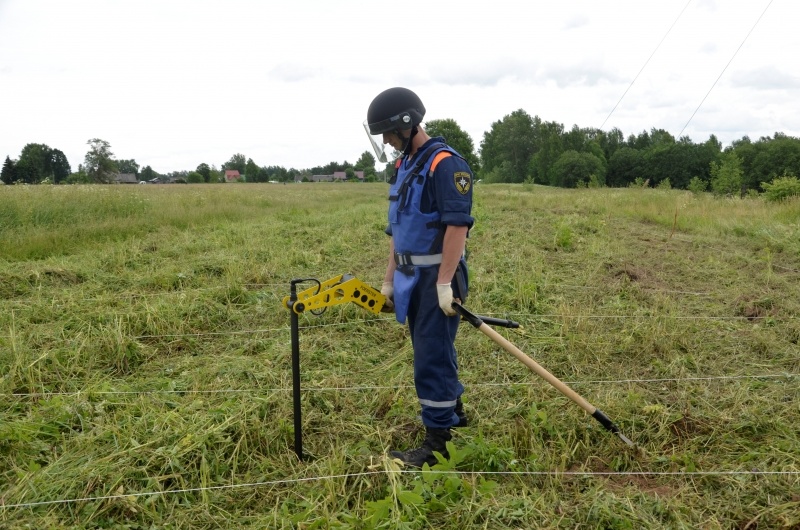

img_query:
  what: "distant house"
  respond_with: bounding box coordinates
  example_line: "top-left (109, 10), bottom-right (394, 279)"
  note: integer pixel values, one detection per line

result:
top-left (294, 171), bottom-right (364, 183)
top-left (308, 174), bottom-right (333, 182)
top-left (114, 173), bottom-right (138, 184)
top-left (225, 170), bottom-right (241, 182)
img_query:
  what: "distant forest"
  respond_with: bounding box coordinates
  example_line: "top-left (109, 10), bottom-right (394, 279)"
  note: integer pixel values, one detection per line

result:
top-left (469, 110), bottom-right (800, 194)
top-left (3, 109), bottom-right (800, 196)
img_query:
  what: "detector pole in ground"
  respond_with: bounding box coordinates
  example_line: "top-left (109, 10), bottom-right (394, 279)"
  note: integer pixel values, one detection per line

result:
top-left (289, 280), bottom-right (304, 461)
top-left (283, 275), bottom-right (387, 461)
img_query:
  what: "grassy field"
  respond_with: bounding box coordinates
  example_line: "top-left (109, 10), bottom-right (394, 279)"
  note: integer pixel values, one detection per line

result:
top-left (1, 182), bottom-right (798, 529)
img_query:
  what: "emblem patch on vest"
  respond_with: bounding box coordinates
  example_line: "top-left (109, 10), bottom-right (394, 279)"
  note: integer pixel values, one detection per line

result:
top-left (453, 172), bottom-right (472, 195)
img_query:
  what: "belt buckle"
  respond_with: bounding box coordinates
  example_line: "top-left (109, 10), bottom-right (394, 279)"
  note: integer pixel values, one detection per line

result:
top-left (394, 252), bottom-right (413, 267)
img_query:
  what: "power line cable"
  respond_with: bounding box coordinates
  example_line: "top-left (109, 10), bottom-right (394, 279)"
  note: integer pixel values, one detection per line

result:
top-left (4, 373), bottom-right (796, 399)
top-left (0, 311), bottom-right (794, 343)
top-left (600, 0), bottom-right (693, 130)
top-left (678, 0), bottom-right (774, 138)
top-left (2, 469), bottom-right (798, 510)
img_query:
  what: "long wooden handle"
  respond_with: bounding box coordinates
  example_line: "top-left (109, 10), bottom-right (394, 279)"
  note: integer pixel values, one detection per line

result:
top-left (477, 323), bottom-right (596, 415)
top-left (453, 302), bottom-right (634, 446)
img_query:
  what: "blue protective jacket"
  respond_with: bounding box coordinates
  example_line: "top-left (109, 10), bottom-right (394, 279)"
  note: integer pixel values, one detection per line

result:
top-left (389, 142), bottom-right (454, 256)
top-left (388, 141), bottom-right (467, 323)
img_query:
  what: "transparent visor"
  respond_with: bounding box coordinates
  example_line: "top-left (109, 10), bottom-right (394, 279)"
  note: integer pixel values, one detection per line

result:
top-left (363, 120), bottom-right (401, 164)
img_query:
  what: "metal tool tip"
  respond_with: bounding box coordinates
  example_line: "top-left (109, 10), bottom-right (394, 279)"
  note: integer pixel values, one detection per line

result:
top-left (617, 433), bottom-right (635, 447)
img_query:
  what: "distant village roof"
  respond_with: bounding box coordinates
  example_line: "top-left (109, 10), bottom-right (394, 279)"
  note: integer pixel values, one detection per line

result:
top-left (296, 170), bottom-right (366, 182)
top-left (114, 173), bottom-right (138, 184)
top-left (224, 170), bottom-right (241, 182)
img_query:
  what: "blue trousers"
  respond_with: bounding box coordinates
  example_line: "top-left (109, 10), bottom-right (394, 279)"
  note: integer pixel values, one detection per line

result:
top-left (406, 265), bottom-right (465, 429)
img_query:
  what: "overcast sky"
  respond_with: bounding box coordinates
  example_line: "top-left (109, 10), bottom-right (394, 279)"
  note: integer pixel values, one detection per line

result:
top-left (1, 0), bottom-right (797, 174)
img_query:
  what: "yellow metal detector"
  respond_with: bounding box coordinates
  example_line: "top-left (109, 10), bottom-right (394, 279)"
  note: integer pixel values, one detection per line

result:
top-left (282, 274), bottom-right (385, 460)
top-left (282, 273), bottom-right (386, 316)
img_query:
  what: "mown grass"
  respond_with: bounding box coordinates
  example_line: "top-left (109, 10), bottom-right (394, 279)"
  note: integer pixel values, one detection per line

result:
top-left (1, 183), bottom-right (799, 529)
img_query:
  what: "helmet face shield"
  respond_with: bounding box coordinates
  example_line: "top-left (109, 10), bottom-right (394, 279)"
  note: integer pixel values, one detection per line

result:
top-left (363, 119), bottom-right (401, 163)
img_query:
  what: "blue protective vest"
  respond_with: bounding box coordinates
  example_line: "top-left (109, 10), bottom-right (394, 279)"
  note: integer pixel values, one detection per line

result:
top-left (388, 142), bottom-right (462, 323)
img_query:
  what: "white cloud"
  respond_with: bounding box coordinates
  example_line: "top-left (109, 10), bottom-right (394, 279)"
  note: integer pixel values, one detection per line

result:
top-left (729, 67), bottom-right (800, 90)
top-left (563, 14), bottom-right (590, 31)
top-left (1, 0), bottom-right (798, 172)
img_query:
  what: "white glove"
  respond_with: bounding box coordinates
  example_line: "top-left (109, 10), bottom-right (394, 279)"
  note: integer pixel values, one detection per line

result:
top-left (380, 281), bottom-right (395, 313)
top-left (436, 283), bottom-right (456, 316)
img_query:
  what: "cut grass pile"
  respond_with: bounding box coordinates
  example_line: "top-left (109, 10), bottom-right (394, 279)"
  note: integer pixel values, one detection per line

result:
top-left (1, 183), bottom-right (798, 529)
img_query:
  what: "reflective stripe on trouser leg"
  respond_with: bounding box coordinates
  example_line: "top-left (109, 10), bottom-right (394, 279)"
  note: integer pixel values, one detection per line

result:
top-left (407, 266), bottom-right (464, 429)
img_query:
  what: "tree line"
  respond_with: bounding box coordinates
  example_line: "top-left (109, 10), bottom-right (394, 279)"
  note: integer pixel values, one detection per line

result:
top-left (474, 109), bottom-right (800, 195)
top-left (3, 112), bottom-right (800, 196)
top-left (1, 139), bottom-right (382, 186)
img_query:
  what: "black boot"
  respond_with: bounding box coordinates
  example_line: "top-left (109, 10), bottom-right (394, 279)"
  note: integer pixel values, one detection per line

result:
top-left (454, 397), bottom-right (469, 428)
top-left (390, 427), bottom-right (452, 468)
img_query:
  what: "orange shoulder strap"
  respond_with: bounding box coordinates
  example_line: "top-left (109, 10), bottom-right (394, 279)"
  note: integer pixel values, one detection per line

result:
top-left (429, 151), bottom-right (452, 173)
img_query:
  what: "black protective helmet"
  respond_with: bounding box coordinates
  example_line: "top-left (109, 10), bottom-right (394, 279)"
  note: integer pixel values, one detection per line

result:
top-left (364, 87), bottom-right (426, 162)
top-left (366, 87), bottom-right (426, 135)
